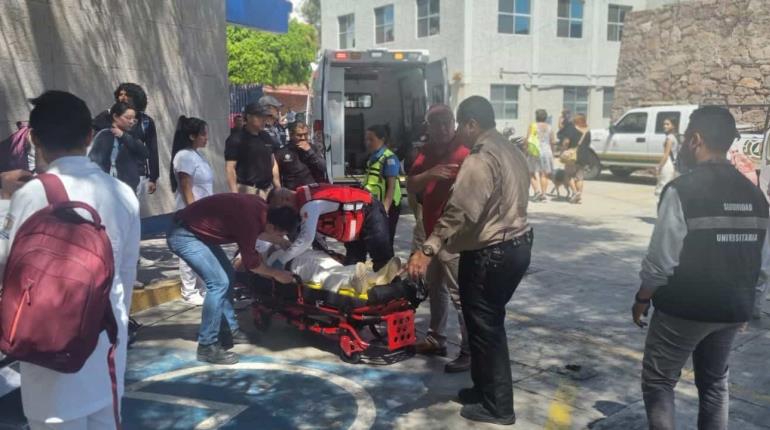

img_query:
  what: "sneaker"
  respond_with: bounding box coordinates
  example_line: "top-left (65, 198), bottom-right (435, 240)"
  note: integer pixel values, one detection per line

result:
top-left (197, 343), bottom-right (239, 365)
top-left (445, 352), bottom-right (471, 373)
top-left (414, 338), bottom-right (448, 357)
top-left (457, 387), bottom-right (482, 405)
top-left (460, 403), bottom-right (516, 426)
top-left (182, 292), bottom-right (205, 306)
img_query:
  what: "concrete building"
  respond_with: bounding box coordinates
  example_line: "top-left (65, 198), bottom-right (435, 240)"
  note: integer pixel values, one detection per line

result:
top-left (321, 0), bottom-right (673, 132)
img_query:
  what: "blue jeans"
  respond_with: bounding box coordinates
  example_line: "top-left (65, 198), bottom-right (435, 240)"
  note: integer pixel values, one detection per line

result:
top-left (166, 225), bottom-right (239, 345)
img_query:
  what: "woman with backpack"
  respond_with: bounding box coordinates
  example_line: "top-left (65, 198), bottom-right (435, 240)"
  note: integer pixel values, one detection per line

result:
top-left (88, 102), bottom-right (149, 193)
top-left (170, 116), bottom-right (213, 306)
top-left (363, 124), bottom-right (402, 244)
top-left (655, 117), bottom-right (680, 197)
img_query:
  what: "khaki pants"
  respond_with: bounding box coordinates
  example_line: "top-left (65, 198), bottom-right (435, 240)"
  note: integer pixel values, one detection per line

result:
top-left (426, 248), bottom-right (469, 354)
top-left (238, 184), bottom-right (271, 200)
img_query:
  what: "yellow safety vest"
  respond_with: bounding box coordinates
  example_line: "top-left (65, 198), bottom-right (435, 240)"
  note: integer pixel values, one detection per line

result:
top-left (364, 148), bottom-right (402, 206)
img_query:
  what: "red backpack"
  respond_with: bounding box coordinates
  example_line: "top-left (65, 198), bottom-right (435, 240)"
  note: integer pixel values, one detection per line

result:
top-left (0, 173), bottom-right (122, 428)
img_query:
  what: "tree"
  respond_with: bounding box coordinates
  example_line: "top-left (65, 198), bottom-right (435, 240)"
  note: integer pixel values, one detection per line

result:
top-left (300, 0), bottom-right (321, 34)
top-left (227, 20), bottom-right (318, 86)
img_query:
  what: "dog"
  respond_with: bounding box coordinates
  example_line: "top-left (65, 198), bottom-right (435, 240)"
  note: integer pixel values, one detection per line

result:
top-left (549, 168), bottom-right (573, 199)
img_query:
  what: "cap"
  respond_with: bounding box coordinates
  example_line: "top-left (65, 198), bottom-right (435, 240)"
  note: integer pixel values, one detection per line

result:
top-left (243, 102), bottom-right (271, 116)
top-left (258, 95), bottom-right (283, 108)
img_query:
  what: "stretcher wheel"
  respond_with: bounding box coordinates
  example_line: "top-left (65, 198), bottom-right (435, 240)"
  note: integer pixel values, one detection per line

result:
top-left (339, 349), bottom-right (362, 364)
top-left (339, 334), bottom-right (363, 364)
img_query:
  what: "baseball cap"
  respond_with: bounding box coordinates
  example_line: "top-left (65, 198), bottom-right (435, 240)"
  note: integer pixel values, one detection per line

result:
top-left (258, 95), bottom-right (283, 108)
top-left (243, 102), bottom-right (271, 116)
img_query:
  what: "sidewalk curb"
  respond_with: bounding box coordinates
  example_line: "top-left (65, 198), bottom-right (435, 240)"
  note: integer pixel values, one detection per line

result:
top-left (131, 278), bottom-right (182, 314)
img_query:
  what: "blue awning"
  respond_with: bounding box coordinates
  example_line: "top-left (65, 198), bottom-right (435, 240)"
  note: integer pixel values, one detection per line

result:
top-left (226, 0), bottom-right (293, 33)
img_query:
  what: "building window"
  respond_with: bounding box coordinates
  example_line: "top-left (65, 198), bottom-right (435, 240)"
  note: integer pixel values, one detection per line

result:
top-left (491, 85), bottom-right (519, 119)
top-left (557, 0), bottom-right (583, 39)
top-left (338, 14), bottom-right (355, 49)
top-left (375, 5), bottom-right (395, 44)
top-left (417, 0), bottom-right (440, 38)
top-left (498, 0), bottom-right (531, 35)
top-left (603, 88), bottom-right (614, 118)
top-left (608, 5), bottom-right (632, 42)
top-left (563, 87), bottom-right (589, 116)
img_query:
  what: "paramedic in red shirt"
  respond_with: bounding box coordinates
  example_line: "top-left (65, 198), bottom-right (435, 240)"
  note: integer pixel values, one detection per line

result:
top-left (167, 194), bottom-right (299, 365)
top-left (408, 104), bottom-right (472, 373)
top-left (267, 184), bottom-right (395, 271)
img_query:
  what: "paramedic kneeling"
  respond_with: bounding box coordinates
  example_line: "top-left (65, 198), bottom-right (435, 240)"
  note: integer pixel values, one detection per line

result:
top-left (168, 194), bottom-right (299, 365)
top-left (267, 184), bottom-right (394, 271)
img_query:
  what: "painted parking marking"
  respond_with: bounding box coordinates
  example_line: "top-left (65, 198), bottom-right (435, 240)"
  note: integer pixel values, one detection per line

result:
top-left (124, 391), bottom-right (249, 430)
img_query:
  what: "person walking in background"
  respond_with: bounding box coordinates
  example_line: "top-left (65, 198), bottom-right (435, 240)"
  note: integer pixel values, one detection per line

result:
top-left (655, 117), bottom-right (680, 198)
top-left (230, 114), bottom-right (244, 135)
top-left (89, 102), bottom-right (149, 194)
top-left (170, 116), bottom-right (213, 306)
top-left (528, 110), bottom-right (557, 202)
top-left (1, 90), bottom-right (140, 430)
top-left (224, 102), bottom-right (281, 198)
top-left (407, 96), bottom-right (532, 425)
top-left (563, 113), bottom-right (591, 204)
top-left (363, 124), bottom-right (402, 244)
top-left (633, 106), bottom-right (770, 429)
top-left (275, 121), bottom-right (327, 190)
top-left (408, 104), bottom-right (471, 373)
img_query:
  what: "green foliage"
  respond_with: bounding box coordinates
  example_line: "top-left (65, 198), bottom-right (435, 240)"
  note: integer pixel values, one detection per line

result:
top-left (227, 20), bottom-right (318, 86)
top-left (300, 0), bottom-right (321, 33)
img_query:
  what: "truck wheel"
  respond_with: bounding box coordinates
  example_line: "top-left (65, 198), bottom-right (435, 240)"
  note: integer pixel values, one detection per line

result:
top-left (609, 167), bottom-right (634, 178)
top-left (582, 153), bottom-right (602, 180)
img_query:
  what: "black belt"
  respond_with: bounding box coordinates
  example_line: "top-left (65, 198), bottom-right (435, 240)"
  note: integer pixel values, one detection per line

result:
top-left (488, 229), bottom-right (534, 251)
top-left (238, 180), bottom-right (272, 189)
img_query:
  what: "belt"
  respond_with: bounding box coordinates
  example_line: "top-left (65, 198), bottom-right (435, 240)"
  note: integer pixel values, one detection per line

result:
top-left (492, 229), bottom-right (534, 250)
top-left (238, 181), bottom-right (272, 189)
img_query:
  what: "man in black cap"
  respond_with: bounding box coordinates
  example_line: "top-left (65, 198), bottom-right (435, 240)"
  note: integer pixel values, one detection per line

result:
top-left (225, 102), bottom-right (281, 198)
top-left (259, 95), bottom-right (288, 150)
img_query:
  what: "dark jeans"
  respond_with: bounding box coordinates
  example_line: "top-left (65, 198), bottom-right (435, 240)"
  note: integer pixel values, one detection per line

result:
top-left (642, 310), bottom-right (742, 430)
top-left (344, 199), bottom-right (395, 272)
top-left (459, 235), bottom-right (532, 418)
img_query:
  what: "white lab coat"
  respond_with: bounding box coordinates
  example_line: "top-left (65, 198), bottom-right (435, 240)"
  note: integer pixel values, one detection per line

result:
top-left (0, 156), bottom-right (140, 422)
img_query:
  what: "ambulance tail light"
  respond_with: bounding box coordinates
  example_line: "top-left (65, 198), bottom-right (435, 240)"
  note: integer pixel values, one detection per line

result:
top-left (334, 51), bottom-right (349, 60)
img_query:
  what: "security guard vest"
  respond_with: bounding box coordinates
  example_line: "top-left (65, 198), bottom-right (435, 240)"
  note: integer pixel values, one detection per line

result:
top-left (364, 148), bottom-right (402, 206)
top-left (654, 162), bottom-right (768, 323)
top-left (296, 184), bottom-right (373, 243)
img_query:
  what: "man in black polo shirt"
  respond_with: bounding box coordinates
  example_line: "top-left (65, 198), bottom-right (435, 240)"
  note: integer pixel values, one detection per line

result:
top-left (225, 103), bottom-right (281, 198)
top-left (633, 106), bottom-right (770, 429)
top-left (275, 122), bottom-right (326, 190)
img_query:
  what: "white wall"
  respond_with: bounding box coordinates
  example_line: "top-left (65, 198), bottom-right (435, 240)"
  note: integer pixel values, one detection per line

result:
top-left (0, 0), bottom-right (229, 217)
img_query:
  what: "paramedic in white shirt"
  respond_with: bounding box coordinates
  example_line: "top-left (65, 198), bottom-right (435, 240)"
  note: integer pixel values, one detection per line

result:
top-left (0, 91), bottom-right (140, 430)
top-left (170, 116), bottom-right (214, 306)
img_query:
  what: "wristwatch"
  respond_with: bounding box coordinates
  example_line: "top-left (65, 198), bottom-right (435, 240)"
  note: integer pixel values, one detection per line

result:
top-left (421, 244), bottom-right (436, 257)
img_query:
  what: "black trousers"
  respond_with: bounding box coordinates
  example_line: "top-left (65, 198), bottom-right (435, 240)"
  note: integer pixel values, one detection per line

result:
top-left (387, 202), bottom-right (401, 245)
top-left (343, 199), bottom-right (395, 272)
top-left (459, 234), bottom-right (532, 418)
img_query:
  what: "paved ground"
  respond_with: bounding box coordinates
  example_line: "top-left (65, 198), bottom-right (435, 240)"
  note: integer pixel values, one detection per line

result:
top-left (2, 174), bottom-right (769, 429)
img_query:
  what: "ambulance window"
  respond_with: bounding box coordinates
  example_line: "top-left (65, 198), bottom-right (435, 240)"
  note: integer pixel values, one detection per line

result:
top-left (345, 93), bottom-right (373, 109)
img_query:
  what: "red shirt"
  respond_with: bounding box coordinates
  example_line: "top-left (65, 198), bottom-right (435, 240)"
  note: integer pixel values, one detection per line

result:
top-left (409, 141), bottom-right (470, 236)
top-left (175, 194), bottom-right (267, 270)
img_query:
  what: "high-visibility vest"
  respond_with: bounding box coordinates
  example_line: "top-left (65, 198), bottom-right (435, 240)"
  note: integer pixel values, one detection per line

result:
top-left (364, 148), bottom-right (402, 207)
top-left (296, 183), bottom-right (373, 242)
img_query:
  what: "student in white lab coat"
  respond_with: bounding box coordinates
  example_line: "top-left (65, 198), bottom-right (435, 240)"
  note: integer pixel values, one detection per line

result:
top-left (0, 91), bottom-right (140, 430)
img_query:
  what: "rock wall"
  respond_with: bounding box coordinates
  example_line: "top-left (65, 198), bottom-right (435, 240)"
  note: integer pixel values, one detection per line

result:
top-left (614, 0), bottom-right (770, 127)
top-left (0, 0), bottom-right (229, 217)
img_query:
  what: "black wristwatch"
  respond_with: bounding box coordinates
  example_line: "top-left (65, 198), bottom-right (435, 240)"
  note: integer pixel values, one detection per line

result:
top-left (635, 292), bottom-right (651, 304)
top-left (421, 244), bottom-right (436, 257)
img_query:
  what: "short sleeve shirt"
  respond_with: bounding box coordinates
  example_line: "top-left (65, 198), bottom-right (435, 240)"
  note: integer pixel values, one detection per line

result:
top-left (173, 149), bottom-right (214, 210)
top-left (370, 147), bottom-right (400, 177)
top-left (224, 129), bottom-right (274, 188)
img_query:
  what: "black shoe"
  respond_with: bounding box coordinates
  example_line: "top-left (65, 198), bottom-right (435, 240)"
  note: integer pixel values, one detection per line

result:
top-left (197, 343), bottom-right (239, 365)
top-left (456, 387), bottom-right (482, 405)
top-left (444, 352), bottom-right (471, 373)
top-left (220, 328), bottom-right (250, 350)
top-left (460, 403), bottom-right (516, 426)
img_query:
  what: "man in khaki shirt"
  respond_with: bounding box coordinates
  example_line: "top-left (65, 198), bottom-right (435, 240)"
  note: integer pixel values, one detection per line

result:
top-left (407, 96), bottom-right (533, 426)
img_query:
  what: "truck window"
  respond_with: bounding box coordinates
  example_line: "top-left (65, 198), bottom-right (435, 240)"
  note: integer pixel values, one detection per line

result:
top-left (655, 112), bottom-right (681, 134)
top-left (344, 93), bottom-right (373, 109)
top-left (614, 112), bottom-right (647, 133)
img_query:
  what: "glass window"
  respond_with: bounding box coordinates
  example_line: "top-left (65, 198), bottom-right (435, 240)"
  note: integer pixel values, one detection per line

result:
top-left (417, 0), bottom-right (440, 37)
top-left (338, 14), bottom-right (355, 49)
top-left (344, 93), bottom-right (373, 109)
top-left (655, 112), bottom-right (681, 134)
top-left (375, 5), bottom-right (395, 44)
top-left (490, 84), bottom-right (519, 119)
top-left (608, 5), bottom-right (632, 42)
top-left (603, 88), bottom-right (614, 118)
top-left (563, 87), bottom-right (589, 116)
top-left (557, 0), bottom-right (583, 39)
top-left (498, 0), bottom-right (531, 35)
top-left (614, 112), bottom-right (648, 134)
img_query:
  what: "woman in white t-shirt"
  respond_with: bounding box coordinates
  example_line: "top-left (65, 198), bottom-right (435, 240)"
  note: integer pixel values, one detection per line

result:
top-left (171, 116), bottom-right (214, 305)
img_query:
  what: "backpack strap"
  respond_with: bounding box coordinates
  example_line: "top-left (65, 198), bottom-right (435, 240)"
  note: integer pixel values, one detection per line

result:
top-left (37, 173), bottom-right (70, 204)
top-left (104, 306), bottom-right (123, 430)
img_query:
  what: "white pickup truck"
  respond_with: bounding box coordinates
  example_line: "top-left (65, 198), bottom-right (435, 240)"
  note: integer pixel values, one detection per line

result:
top-left (587, 104), bottom-right (765, 180)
